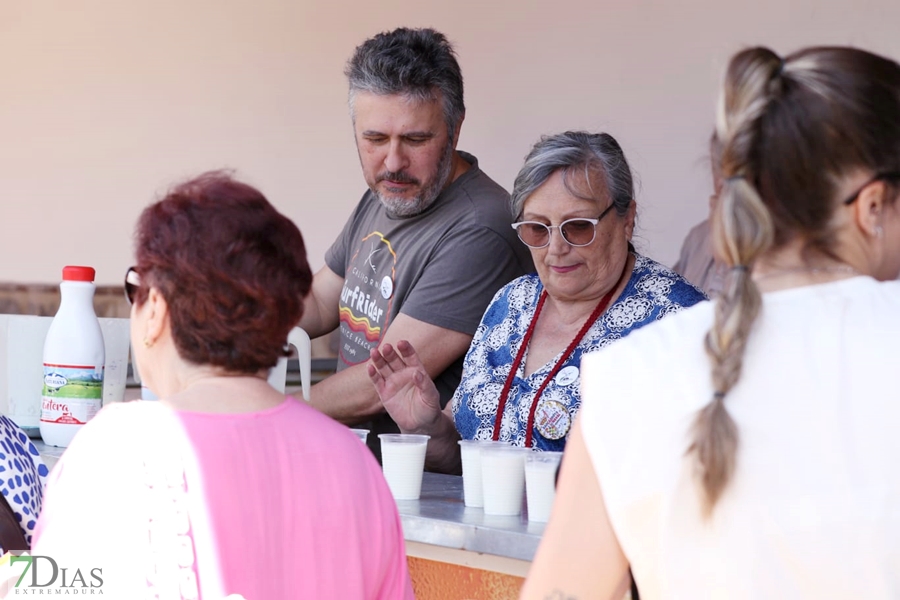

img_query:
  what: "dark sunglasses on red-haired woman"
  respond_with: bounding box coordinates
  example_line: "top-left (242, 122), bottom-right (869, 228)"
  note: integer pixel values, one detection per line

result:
top-left (124, 267), bottom-right (141, 305)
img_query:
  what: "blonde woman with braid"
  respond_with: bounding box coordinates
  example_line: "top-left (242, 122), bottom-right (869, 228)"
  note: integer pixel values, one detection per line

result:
top-left (522, 46), bottom-right (900, 600)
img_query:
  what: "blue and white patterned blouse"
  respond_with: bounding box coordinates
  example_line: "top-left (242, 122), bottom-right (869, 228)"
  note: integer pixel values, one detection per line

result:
top-left (451, 254), bottom-right (707, 451)
top-left (0, 416), bottom-right (49, 549)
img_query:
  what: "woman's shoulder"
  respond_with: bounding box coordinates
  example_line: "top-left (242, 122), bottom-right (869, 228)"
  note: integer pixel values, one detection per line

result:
top-left (481, 273), bottom-right (541, 316)
top-left (595, 295), bottom-right (713, 362)
top-left (61, 402), bottom-right (161, 451)
top-left (857, 277), bottom-right (900, 310)
top-left (630, 253), bottom-right (708, 303)
top-left (273, 398), bottom-right (385, 459)
top-left (172, 396), bottom-right (362, 450)
top-left (580, 298), bottom-right (715, 462)
top-left (767, 275), bottom-right (900, 305)
top-left (494, 272), bottom-right (541, 297)
top-left (75, 401), bottom-right (159, 438)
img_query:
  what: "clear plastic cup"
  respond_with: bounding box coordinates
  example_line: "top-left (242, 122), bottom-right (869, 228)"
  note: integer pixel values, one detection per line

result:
top-left (480, 445), bottom-right (529, 516)
top-left (525, 451), bottom-right (563, 522)
top-left (379, 434), bottom-right (430, 500)
top-left (458, 439), bottom-right (504, 507)
top-left (350, 428), bottom-right (370, 444)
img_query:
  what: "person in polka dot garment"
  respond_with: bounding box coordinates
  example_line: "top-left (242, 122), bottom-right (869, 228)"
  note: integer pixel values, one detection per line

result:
top-left (0, 414), bottom-right (49, 551)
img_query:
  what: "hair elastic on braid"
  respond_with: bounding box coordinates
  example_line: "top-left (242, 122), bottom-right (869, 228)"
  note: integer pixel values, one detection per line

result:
top-left (774, 57), bottom-right (786, 76)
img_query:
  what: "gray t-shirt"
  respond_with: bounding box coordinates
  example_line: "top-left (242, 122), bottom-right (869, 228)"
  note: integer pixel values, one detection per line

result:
top-left (325, 152), bottom-right (533, 459)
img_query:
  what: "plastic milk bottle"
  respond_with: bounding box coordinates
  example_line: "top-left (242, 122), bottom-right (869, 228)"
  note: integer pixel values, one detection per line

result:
top-left (40, 266), bottom-right (105, 447)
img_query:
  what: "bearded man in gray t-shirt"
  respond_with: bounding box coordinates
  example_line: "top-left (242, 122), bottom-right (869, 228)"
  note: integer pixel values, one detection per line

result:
top-left (299, 27), bottom-right (532, 461)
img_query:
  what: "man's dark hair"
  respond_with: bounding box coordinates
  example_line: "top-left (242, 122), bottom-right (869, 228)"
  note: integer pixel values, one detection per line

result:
top-left (346, 27), bottom-right (465, 140)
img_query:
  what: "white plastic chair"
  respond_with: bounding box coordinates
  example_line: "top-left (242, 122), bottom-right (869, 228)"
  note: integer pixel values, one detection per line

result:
top-left (134, 326), bottom-right (312, 402)
top-left (267, 327), bottom-right (311, 401)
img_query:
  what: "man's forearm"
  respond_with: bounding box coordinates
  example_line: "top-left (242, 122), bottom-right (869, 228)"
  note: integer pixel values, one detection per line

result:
top-left (308, 364), bottom-right (386, 425)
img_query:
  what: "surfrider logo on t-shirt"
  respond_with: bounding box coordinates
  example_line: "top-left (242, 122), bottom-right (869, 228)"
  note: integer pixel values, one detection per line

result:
top-left (338, 232), bottom-right (397, 366)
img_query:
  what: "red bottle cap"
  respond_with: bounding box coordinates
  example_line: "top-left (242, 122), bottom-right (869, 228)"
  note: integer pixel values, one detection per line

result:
top-left (62, 266), bottom-right (96, 282)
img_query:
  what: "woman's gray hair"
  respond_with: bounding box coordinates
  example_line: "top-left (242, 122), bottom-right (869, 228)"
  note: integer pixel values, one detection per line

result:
top-left (345, 27), bottom-right (465, 141)
top-left (511, 131), bottom-right (635, 219)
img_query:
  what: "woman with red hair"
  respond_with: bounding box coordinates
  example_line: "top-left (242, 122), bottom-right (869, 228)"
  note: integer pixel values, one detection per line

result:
top-left (32, 172), bottom-right (413, 599)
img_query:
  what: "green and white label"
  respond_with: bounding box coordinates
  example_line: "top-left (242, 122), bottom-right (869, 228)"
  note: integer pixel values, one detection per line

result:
top-left (40, 364), bottom-right (103, 425)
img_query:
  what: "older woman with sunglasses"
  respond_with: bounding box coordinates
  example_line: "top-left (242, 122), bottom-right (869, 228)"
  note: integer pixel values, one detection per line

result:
top-left (368, 131), bottom-right (706, 473)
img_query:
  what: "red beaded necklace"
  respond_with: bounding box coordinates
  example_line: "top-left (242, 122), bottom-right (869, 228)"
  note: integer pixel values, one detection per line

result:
top-left (491, 263), bottom-right (631, 447)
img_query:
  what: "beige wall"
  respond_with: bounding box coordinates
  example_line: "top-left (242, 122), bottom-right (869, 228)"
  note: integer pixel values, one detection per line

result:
top-left (2, 0), bottom-right (899, 284)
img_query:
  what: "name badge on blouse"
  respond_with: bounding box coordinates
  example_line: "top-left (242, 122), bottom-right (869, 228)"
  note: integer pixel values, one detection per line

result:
top-left (534, 399), bottom-right (571, 440)
top-left (555, 365), bottom-right (579, 387)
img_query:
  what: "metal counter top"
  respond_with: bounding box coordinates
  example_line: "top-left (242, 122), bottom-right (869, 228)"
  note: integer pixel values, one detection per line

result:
top-left (34, 445), bottom-right (543, 562)
top-left (397, 472), bottom-right (544, 562)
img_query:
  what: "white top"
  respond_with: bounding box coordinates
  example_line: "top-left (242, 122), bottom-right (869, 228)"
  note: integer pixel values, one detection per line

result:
top-left (581, 277), bottom-right (900, 599)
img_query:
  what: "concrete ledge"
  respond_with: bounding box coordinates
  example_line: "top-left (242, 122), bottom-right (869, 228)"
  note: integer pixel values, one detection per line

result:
top-left (0, 283), bottom-right (130, 318)
top-left (0, 282), bottom-right (339, 361)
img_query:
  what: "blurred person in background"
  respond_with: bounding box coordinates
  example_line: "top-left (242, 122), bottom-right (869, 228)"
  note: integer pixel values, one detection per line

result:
top-left (369, 131), bottom-right (706, 473)
top-left (522, 45), bottom-right (900, 599)
top-left (32, 172), bottom-right (413, 599)
top-left (673, 133), bottom-right (727, 297)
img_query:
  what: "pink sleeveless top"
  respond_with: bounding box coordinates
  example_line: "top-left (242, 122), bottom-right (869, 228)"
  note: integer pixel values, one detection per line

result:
top-left (33, 397), bottom-right (413, 599)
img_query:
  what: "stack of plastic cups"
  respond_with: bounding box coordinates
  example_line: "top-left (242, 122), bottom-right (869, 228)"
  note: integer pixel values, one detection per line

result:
top-left (457, 440), bottom-right (504, 508)
top-left (480, 445), bottom-right (530, 516)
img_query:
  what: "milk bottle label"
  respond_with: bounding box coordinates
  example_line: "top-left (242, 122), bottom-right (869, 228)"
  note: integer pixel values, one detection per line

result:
top-left (40, 364), bottom-right (103, 425)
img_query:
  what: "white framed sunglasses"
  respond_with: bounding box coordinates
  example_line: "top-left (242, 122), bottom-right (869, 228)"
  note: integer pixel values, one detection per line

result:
top-left (511, 203), bottom-right (615, 248)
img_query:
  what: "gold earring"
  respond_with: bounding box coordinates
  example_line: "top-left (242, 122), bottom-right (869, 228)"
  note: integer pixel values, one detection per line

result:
top-left (143, 338), bottom-right (154, 348)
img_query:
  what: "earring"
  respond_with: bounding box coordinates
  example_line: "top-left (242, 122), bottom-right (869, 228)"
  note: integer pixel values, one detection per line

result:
top-left (876, 226), bottom-right (884, 238)
top-left (143, 338), bottom-right (154, 348)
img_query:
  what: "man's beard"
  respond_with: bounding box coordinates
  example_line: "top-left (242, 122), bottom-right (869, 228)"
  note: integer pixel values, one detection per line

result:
top-left (375, 143), bottom-right (455, 218)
